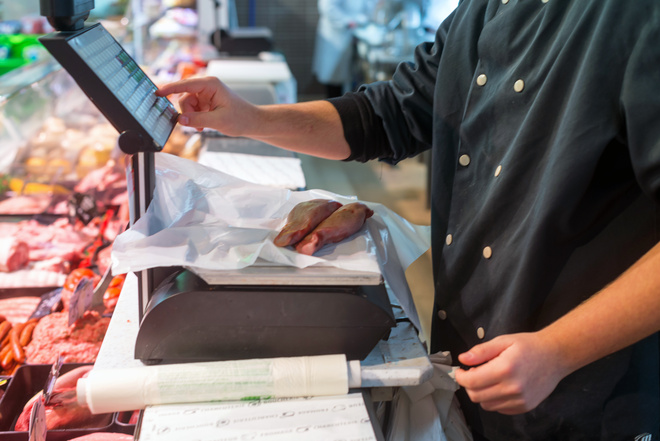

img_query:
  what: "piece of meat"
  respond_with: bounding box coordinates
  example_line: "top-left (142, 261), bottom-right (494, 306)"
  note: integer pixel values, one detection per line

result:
top-left (0, 238), bottom-right (30, 272)
top-left (295, 202), bottom-right (374, 255)
top-left (0, 297), bottom-right (41, 324)
top-left (11, 218), bottom-right (97, 270)
top-left (0, 269), bottom-right (66, 289)
top-left (68, 434), bottom-right (134, 441)
top-left (15, 366), bottom-right (113, 431)
top-left (274, 199), bottom-right (343, 247)
top-left (25, 310), bottom-right (110, 364)
top-left (31, 256), bottom-right (70, 273)
top-left (0, 195), bottom-right (51, 215)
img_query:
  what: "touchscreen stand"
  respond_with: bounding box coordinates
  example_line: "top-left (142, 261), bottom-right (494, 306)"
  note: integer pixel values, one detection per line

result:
top-left (39, 16), bottom-right (180, 318)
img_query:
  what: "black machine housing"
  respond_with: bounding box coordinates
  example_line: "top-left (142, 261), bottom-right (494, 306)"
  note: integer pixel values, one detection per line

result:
top-left (135, 269), bottom-right (395, 364)
top-left (40, 0), bottom-right (95, 31)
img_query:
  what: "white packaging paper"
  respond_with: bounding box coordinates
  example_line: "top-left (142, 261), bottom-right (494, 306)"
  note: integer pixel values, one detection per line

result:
top-left (111, 153), bottom-right (431, 329)
top-left (77, 354), bottom-right (349, 414)
top-left (198, 150), bottom-right (307, 189)
top-left (136, 393), bottom-right (378, 441)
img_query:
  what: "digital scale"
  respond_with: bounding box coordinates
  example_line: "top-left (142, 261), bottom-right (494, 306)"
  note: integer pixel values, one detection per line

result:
top-left (38, 0), bottom-right (395, 365)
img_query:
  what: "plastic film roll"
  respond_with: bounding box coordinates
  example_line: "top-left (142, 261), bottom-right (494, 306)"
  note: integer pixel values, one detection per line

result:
top-left (77, 354), bottom-right (349, 414)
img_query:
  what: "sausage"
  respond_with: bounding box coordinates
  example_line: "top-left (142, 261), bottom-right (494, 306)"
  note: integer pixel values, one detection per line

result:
top-left (10, 326), bottom-right (25, 364)
top-left (295, 202), bottom-right (374, 256)
top-left (19, 321), bottom-right (37, 346)
top-left (1, 345), bottom-right (14, 370)
top-left (0, 321), bottom-right (11, 344)
top-left (274, 199), bottom-right (343, 247)
top-left (0, 337), bottom-right (11, 357)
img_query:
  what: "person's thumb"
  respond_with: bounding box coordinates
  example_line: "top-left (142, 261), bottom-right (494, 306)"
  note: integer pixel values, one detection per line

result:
top-left (458, 338), bottom-right (509, 367)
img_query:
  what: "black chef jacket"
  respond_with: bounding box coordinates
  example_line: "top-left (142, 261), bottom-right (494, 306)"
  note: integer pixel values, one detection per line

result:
top-left (329, 0), bottom-right (660, 439)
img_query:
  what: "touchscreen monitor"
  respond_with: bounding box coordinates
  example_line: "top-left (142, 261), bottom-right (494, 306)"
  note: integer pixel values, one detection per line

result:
top-left (40, 23), bottom-right (179, 153)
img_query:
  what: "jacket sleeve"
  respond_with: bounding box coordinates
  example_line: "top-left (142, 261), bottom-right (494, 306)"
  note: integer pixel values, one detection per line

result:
top-left (328, 10), bottom-right (455, 164)
top-left (621, 5), bottom-right (660, 204)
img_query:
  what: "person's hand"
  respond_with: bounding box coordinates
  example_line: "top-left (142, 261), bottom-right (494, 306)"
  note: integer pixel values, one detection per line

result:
top-left (156, 77), bottom-right (258, 136)
top-left (454, 332), bottom-right (569, 415)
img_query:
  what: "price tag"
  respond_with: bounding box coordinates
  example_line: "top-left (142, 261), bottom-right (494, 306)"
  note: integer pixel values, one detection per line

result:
top-left (68, 192), bottom-right (97, 225)
top-left (28, 396), bottom-right (47, 441)
top-left (43, 356), bottom-right (63, 405)
top-left (68, 277), bottom-right (94, 326)
top-left (29, 288), bottom-right (63, 320)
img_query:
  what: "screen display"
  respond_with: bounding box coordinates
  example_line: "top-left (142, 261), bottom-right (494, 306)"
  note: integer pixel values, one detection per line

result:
top-left (67, 25), bottom-right (178, 148)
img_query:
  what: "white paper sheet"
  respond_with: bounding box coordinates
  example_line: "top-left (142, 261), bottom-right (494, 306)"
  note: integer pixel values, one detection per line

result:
top-left (136, 393), bottom-right (378, 441)
top-left (198, 150), bottom-right (306, 189)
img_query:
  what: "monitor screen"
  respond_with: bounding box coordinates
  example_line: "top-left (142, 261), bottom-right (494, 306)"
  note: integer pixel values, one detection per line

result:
top-left (40, 23), bottom-right (179, 152)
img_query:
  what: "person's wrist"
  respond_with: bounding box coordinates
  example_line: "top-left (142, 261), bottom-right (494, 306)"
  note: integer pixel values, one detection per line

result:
top-left (240, 104), bottom-right (268, 137)
top-left (535, 327), bottom-right (578, 380)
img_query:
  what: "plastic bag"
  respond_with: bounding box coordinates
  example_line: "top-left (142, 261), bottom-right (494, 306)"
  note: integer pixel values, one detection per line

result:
top-left (112, 153), bottom-right (431, 327)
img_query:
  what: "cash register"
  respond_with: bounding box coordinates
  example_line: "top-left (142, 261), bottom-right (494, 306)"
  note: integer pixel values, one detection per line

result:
top-left (38, 0), bottom-right (395, 365)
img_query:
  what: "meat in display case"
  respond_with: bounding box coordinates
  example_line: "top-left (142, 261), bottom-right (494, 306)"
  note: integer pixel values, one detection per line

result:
top-left (0, 54), bottom-right (146, 441)
top-left (0, 62), bottom-right (130, 301)
top-left (0, 54), bottom-right (193, 299)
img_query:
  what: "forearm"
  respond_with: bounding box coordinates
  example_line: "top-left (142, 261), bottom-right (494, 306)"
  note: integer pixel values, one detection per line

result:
top-left (539, 240), bottom-right (660, 377)
top-left (248, 100), bottom-right (352, 160)
top-left (158, 77), bottom-right (352, 160)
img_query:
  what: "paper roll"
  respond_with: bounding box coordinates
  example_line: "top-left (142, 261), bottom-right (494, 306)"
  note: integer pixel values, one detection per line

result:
top-left (77, 354), bottom-right (349, 414)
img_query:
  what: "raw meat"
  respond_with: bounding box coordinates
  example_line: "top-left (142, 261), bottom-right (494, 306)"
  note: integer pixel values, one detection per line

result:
top-left (16, 218), bottom-right (95, 265)
top-left (0, 238), bottom-right (29, 272)
top-left (0, 270), bottom-right (66, 288)
top-left (74, 161), bottom-right (128, 211)
top-left (273, 199), bottom-right (342, 247)
top-left (0, 219), bottom-right (98, 286)
top-left (31, 256), bottom-right (70, 273)
top-left (0, 210), bottom-right (125, 288)
top-left (25, 310), bottom-right (110, 364)
top-left (15, 366), bottom-right (113, 431)
top-left (0, 297), bottom-right (41, 324)
top-left (0, 195), bottom-right (51, 215)
top-left (295, 202), bottom-right (374, 256)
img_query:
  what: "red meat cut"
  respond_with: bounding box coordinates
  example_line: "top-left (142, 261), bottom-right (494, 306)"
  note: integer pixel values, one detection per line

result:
top-left (295, 202), bottom-right (374, 255)
top-left (25, 310), bottom-right (110, 364)
top-left (273, 199), bottom-right (342, 247)
top-left (0, 238), bottom-right (29, 272)
top-left (0, 296), bottom-right (41, 324)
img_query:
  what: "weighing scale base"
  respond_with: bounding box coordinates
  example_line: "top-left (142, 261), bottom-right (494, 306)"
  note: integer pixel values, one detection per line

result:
top-left (135, 269), bottom-right (396, 364)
